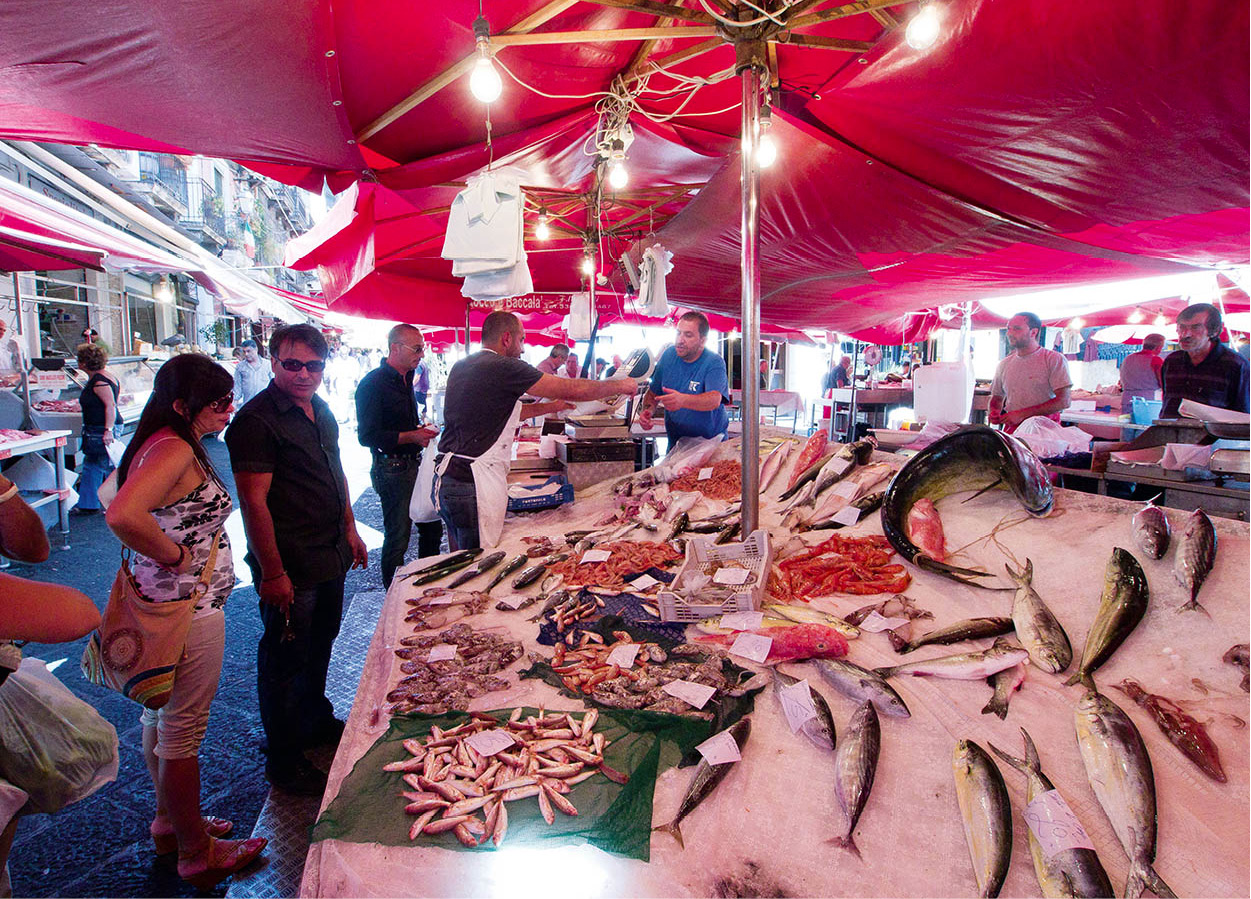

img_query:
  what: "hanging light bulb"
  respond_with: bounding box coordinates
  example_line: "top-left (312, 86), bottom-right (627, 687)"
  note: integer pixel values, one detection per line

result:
top-left (1069, 316), bottom-right (1085, 329)
top-left (1154, 312), bottom-right (1168, 328)
top-left (580, 253), bottom-right (595, 277)
top-left (608, 161), bottom-right (628, 190)
top-left (905, 4), bottom-right (942, 51)
top-left (468, 15), bottom-right (502, 103)
top-left (154, 275), bottom-right (173, 304)
top-left (1128, 307), bottom-right (1145, 323)
top-left (535, 209), bottom-right (550, 241)
top-left (756, 103), bottom-right (777, 168)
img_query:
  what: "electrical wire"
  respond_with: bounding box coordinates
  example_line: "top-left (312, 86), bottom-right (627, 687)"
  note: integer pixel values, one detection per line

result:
top-left (493, 56), bottom-right (612, 102)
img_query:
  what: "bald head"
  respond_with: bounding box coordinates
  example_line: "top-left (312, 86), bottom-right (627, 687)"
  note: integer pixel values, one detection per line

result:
top-left (1142, 333), bottom-right (1165, 352)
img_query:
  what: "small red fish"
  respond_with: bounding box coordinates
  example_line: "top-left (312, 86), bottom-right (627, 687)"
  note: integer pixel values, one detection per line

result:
top-left (697, 623), bottom-right (849, 664)
top-left (906, 498), bottom-right (946, 561)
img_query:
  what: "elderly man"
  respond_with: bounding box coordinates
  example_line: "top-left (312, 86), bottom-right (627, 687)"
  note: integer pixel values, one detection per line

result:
top-left (233, 339), bottom-right (272, 408)
top-left (637, 311), bottom-right (730, 443)
top-left (1161, 303), bottom-right (1249, 417)
top-left (823, 355), bottom-right (852, 392)
top-left (1119, 332), bottom-right (1166, 415)
top-left (536, 344), bottom-right (576, 377)
top-left (355, 324), bottom-right (443, 589)
top-left (989, 312), bottom-right (1072, 433)
top-left (227, 324), bottom-right (368, 796)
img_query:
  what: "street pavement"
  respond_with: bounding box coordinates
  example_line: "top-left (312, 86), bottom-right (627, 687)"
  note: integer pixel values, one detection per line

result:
top-left (6, 401), bottom-right (398, 898)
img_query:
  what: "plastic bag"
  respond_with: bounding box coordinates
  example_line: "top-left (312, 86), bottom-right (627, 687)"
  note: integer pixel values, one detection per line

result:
top-left (654, 436), bottom-right (724, 483)
top-left (1012, 416), bottom-right (1092, 460)
top-left (0, 658), bottom-right (118, 814)
top-left (410, 433), bottom-right (441, 524)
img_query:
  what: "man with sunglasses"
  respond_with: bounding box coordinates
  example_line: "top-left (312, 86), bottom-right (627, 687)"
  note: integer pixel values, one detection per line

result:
top-left (355, 324), bottom-right (443, 589)
top-left (225, 323), bottom-right (368, 796)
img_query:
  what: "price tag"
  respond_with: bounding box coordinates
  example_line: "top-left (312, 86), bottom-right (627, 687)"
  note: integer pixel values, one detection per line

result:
top-left (832, 505), bottom-right (862, 527)
top-left (712, 567), bottom-right (751, 586)
top-left (832, 480), bottom-right (859, 498)
top-left (425, 593), bottom-right (458, 606)
top-left (606, 643), bottom-right (640, 669)
top-left (697, 467), bottom-right (715, 481)
top-left (695, 729), bottom-right (742, 765)
top-left (581, 549), bottom-right (612, 564)
top-left (629, 574), bottom-right (659, 591)
top-left (778, 680), bottom-right (818, 733)
top-left (1023, 790), bottom-right (1096, 858)
top-left (719, 610), bottom-right (763, 630)
top-left (426, 644), bottom-right (458, 661)
top-left (729, 632), bottom-right (773, 664)
top-left (662, 680), bottom-right (717, 709)
top-left (497, 594), bottom-right (528, 610)
top-left (858, 610), bottom-right (910, 633)
top-left (829, 456), bottom-right (852, 476)
top-left (465, 729), bottom-right (517, 758)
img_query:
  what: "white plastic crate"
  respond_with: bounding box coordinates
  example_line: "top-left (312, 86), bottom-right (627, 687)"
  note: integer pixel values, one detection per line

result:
top-left (657, 529), bottom-right (772, 622)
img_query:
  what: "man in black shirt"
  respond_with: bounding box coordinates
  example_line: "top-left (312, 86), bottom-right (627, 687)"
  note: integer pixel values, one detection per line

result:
top-left (226, 324), bottom-right (368, 796)
top-left (1161, 303), bottom-right (1250, 417)
top-left (355, 324), bottom-right (442, 589)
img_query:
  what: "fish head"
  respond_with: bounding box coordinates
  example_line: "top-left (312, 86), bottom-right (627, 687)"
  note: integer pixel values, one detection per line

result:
top-left (952, 738), bottom-right (976, 773)
top-left (993, 430), bottom-right (1054, 516)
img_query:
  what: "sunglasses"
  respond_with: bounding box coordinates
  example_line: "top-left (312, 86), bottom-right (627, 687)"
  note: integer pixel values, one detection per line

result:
top-left (277, 358), bottom-right (326, 373)
top-left (208, 394), bottom-right (234, 413)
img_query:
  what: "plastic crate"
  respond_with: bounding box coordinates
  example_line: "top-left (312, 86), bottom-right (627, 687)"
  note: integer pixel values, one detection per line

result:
top-left (506, 475), bottom-right (574, 512)
top-left (657, 529), bottom-right (772, 622)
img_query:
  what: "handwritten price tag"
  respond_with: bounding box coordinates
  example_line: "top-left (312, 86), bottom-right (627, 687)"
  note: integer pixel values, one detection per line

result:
top-left (662, 680), bottom-right (716, 709)
top-left (832, 505), bottom-right (861, 527)
top-left (712, 567), bottom-right (751, 586)
top-left (465, 729), bottom-right (517, 758)
top-left (426, 644), bottom-right (458, 662)
top-left (606, 643), bottom-right (640, 669)
top-left (720, 610), bottom-right (763, 630)
top-left (858, 610), bottom-right (910, 633)
top-left (832, 480), bottom-right (859, 498)
top-left (729, 632), bottom-right (773, 664)
top-left (697, 467), bottom-right (714, 481)
top-left (581, 549), bottom-right (612, 564)
top-left (829, 456), bottom-right (852, 476)
top-left (778, 680), bottom-right (818, 733)
top-left (1024, 790), bottom-right (1096, 858)
top-left (695, 729), bottom-right (742, 765)
top-left (497, 594), bottom-right (528, 610)
top-left (628, 573), bottom-right (659, 591)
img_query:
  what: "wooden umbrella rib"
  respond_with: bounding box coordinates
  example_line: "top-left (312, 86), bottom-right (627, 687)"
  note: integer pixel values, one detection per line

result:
top-left (493, 26), bottom-right (717, 47)
top-left (776, 33), bottom-right (873, 51)
top-left (787, 0), bottom-right (909, 30)
top-left (577, 0), bottom-right (716, 26)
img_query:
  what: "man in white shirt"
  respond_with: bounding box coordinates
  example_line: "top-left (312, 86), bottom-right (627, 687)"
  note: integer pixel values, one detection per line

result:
top-left (989, 312), bottom-right (1072, 434)
top-left (233, 339), bottom-right (273, 408)
top-left (0, 319), bottom-right (22, 388)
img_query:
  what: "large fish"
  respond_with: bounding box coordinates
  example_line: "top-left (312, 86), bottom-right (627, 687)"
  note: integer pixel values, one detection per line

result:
top-left (653, 717), bottom-right (751, 849)
top-left (759, 439), bottom-right (794, 492)
top-left (989, 729), bottom-right (1114, 898)
top-left (1074, 691), bottom-right (1176, 899)
top-left (811, 439), bottom-right (875, 497)
top-left (1065, 548), bottom-right (1148, 689)
top-left (484, 553), bottom-right (528, 593)
top-left (880, 426), bottom-right (1052, 587)
top-left (771, 669), bottom-right (836, 751)
top-left (446, 550), bottom-right (507, 588)
top-left (696, 623), bottom-right (849, 665)
top-left (875, 638), bottom-right (1028, 681)
top-left (1131, 500), bottom-right (1171, 560)
top-left (830, 700), bottom-right (880, 859)
top-left (1006, 560), bottom-right (1072, 674)
top-left (783, 430), bottom-right (829, 494)
top-left (893, 617), bottom-right (1014, 654)
top-left (1173, 508), bottom-right (1216, 613)
top-left (811, 658), bottom-right (911, 718)
top-left (952, 739), bottom-right (1013, 899)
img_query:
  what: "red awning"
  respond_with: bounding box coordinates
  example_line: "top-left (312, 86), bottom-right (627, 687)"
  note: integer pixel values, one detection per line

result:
top-left (0, 223), bottom-right (104, 272)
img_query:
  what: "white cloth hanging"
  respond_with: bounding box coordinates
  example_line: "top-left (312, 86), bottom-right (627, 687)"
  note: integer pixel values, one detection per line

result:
top-left (442, 172), bottom-right (524, 275)
top-left (638, 243), bottom-right (673, 318)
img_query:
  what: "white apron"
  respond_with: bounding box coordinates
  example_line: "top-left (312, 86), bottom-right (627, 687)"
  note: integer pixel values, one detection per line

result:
top-left (433, 398), bottom-right (523, 549)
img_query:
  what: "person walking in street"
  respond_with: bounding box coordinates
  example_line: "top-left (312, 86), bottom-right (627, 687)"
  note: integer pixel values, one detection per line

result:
top-left (355, 325), bottom-right (443, 589)
top-left (104, 353), bottom-right (267, 890)
top-left (70, 343), bottom-right (120, 516)
top-left (226, 324), bottom-right (368, 797)
top-left (232, 339), bottom-right (272, 409)
top-left (988, 311), bottom-right (1072, 433)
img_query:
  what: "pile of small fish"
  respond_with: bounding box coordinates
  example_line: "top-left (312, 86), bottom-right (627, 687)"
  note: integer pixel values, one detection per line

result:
top-left (388, 624), bottom-right (524, 716)
top-left (384, 708), bottom-right (625, 847)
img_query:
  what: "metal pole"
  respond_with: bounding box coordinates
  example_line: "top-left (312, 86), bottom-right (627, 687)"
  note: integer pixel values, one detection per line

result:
top-left (739, 66), bottom-right (762, 535)
top-left (848, 342), bottom-right (861, 443)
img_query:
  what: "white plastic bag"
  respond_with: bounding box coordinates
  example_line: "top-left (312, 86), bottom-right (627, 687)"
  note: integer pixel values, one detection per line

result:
top-left (655, 436), bottom-right (724, 482)
top-left (105, 439), bottom-right (126, 467)
top-left (410, 433), bottom-right (441, 524)
top-left (1012, 416), bottom-right (1092, 459)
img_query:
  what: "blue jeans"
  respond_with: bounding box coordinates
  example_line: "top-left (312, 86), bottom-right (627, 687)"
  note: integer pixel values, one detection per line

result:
top-left (437, 476), bottom-right (480, 551)
top-left (371, 456), bottom-right (442, 588)
top-left (76, 426), bottom-right (113, 510)
top-left (256, 574), bottom-right (344, 764)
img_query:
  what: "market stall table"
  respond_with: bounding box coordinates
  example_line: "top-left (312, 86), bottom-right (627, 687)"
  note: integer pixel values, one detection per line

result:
top-left (301, 437), bottom-right (1249, 898)
top-left (729, 388), bottom-right (803, 431)
top-left (0, 429), bottom-right (72, 547)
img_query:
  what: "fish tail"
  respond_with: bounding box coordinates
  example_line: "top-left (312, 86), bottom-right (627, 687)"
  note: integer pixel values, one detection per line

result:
top-left (652, 821), bottom-right (684, 849)
top-left (987, 741), bottom-right (1026, 773)
top-left (981, 695), bottom-right (1007, 719)
top-left (872, 666), bottom-right (897, 679)
top-left (916, 556), bottom-right (1004, 588)
top-left (1178, 597), bottom-right (1209, 616)
top-left (828, 834), bottom-right (861, 859)
top-left (1063, 670), bottom-right (1094, 690)
top-left (1126, 861), bottom-right (1176, 899)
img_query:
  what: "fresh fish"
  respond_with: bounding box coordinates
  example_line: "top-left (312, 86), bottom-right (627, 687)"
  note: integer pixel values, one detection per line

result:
top-left (446, 550), bottom-right (507, 588)
top-left (801, 491), bottom-right (885, 531)
top-left (981, 663), bottom-right (1026, 720)
top-left (539, 572), bottom-right (564, 594)
top-left (713, 520), bottom-right (741, 545)
top-left (893, 617), bottom-right (1014, 654)
top-left (696, 624), bottom-right (849, 665)
top-left (652, 718), bottom-right (751, 848)
top-left (759, 439), bottom-right (794, 491)
top-left (1131, 500), bottom-right (1171, 560)
top-left (1065, 548), bottom-right (1149, 689)
top-left (1006, 560), bottom-right (1072, 674)
top-left (404, 548), bottom-right (482, 578)
top-left (407, 555), bottom-right (481, 586)
top-left (527, 589), bottom-right (572, 622)
top-left (1173, 508), bottom-right (1216, 613)
top-left (1074, 690), bottom-right (1176, 899)
top-left (812, 439), bottom-right (875, 497)
top-left (989, 729), bottom-right (1113, 898)
top-left (880, 426), bottom-right (1052, 587)
top-left (664, 512), bottom-right (690, 543)
top-left (1224, 644), bottom-right (1249, 692)
top-left (512, 552), bottom-right (567, 590)
top-left (771, 669), bottom-right (836, 751)
top-left (763, 603), bottom-right (862, 639)
top-left (783, 430), bottom-right (829, 494)
top-left (485, 553), bottom-right (528, 593)
top-left (811, 658), bottom-right (910, 718)
top-left (952, 739), bottom-right (1013, 898)
top-left (663, 490), bottom-right (701, 523)
top-left (906, 497), bottom-right (947, 562)
top-left (875, 638), bottom-right (1028, 681)
top-left (830, 700), bottom-right (880, 859)
top-left (1112, 678), bottom-right (1226, 783)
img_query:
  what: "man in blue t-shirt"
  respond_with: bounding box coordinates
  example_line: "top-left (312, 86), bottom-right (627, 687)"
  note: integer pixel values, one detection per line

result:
top-left (638, 310), bottom-right (730, 442)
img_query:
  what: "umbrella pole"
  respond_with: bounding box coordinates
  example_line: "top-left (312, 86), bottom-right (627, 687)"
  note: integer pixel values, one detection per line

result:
top-left (739, 61), bottom-right (763, 536)
top-left (464, 307), bottom-right (471, 357)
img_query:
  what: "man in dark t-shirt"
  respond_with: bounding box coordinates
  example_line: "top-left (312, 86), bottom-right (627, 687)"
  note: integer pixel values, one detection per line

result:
top-left (1161, 303), bottom-right (1249, 417)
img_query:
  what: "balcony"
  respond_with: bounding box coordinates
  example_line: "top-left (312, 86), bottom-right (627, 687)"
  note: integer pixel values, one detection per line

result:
top-left (183, 178), bottom-right (229, 248)
top-left (136, 153), bottom-right (188, 216)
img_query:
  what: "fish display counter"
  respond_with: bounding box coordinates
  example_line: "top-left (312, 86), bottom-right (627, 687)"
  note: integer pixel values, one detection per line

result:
top-left (302, 428), bottom-right (1249, 898)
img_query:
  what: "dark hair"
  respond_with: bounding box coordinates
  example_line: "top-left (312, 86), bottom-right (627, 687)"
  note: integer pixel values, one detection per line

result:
top-left (76, 343), bottom-right (108, 372)
top-left (269, 323), bottom-right (328, 360)
top-left (481, 311), bottom-right (521, 345)
top-left (549, 344), bottom-right (569, 358)
top-left (1177, 303), bottom-right (1223, 340)
top-left (116, 353), bottom-right (233, 489)
top-left (679, 310), bottom-right (709, 338)
top-left (240, 339), bottom-right (258, 349)
top-left (1015, 312), bottom-right (1043, 334)
top-left (81, 328), bottom-right (99, 338)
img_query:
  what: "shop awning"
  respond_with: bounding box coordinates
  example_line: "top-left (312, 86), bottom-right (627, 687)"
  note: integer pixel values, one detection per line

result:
top-left (0, 223), bottom-right (104, 272)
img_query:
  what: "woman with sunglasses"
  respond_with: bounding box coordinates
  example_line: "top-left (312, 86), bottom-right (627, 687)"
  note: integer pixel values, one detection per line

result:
top-left (104, 353), bottom-right (266, 889)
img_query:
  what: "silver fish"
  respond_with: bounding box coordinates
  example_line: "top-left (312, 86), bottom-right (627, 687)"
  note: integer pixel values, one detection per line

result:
top-left (1065, 548), bottom-right (1148, 689)
top-left (1173, 508), bottom-right (1216, 613)
top-left (771, 669), bottom-right (836, 751)
top-left (952, 739), bottom-right (1013, 899)
top-left (1131, 500), bottom-right (1171, 560)
top-left (810, 658), bottom-right (910, 718)
top-left (446, 550), bottom-right (507, 588)
top-left (1074, 690), bottom-right (1176, 899)
top-left (759, 439), bottom-right (793, 491)
top-left (981, 663), bottom-right (1026, 720)
top-left (527, 589), bottom-right (572, 622)
top-left (812, 439), bottom-right (875, 498)
top-left (830, 700), bottom-right (880, 859)
top-left (875, 638), bottom-right (1028, 681)
top-left (485, 553), bottom-right (528, 593)
top-left (989, 729), bottom-right (1113, 899)
top-left (512, 552), bottom-right (568, 590)
top-left (893, 617), bottom-right (1014, 654)
top-left (652, 718), bottom-right (751, 849)
top-left (1006, 559), bottom-right (1072, 674)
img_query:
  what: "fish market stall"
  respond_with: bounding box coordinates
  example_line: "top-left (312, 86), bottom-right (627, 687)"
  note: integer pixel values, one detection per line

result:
top-left (302, 430), bottom-right (1249, 898)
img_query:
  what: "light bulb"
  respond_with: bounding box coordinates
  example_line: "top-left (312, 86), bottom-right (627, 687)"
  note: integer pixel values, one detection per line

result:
top-left (905, 4), bottom-right (942, 51)
top-left (535, 215), bottom-right (550, 241)
top-left (469, 54), bottom-right (502, 103)
top-left (580, 255), bottom-right (595, 277)
top-left (1069, 317), bottom-right (1085, 329)
top-left (756, 133), bottom-right (777, 168)
top-left (1154, 313), bottom-right (1168, 328)
top-left (608, 161), bottom-right (628, 190)
top-left (1128, 308), bottom-right (1144, 323)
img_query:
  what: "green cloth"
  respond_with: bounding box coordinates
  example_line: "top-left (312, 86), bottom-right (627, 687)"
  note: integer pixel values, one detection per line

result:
top-left (312, 707), bottom-right (710, 861)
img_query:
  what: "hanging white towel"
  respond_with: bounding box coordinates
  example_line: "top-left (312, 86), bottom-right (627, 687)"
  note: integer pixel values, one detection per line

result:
top-left (442, 171), bottom-right (524, 273)
top-left (638, 243), bottom-right (673, 318)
